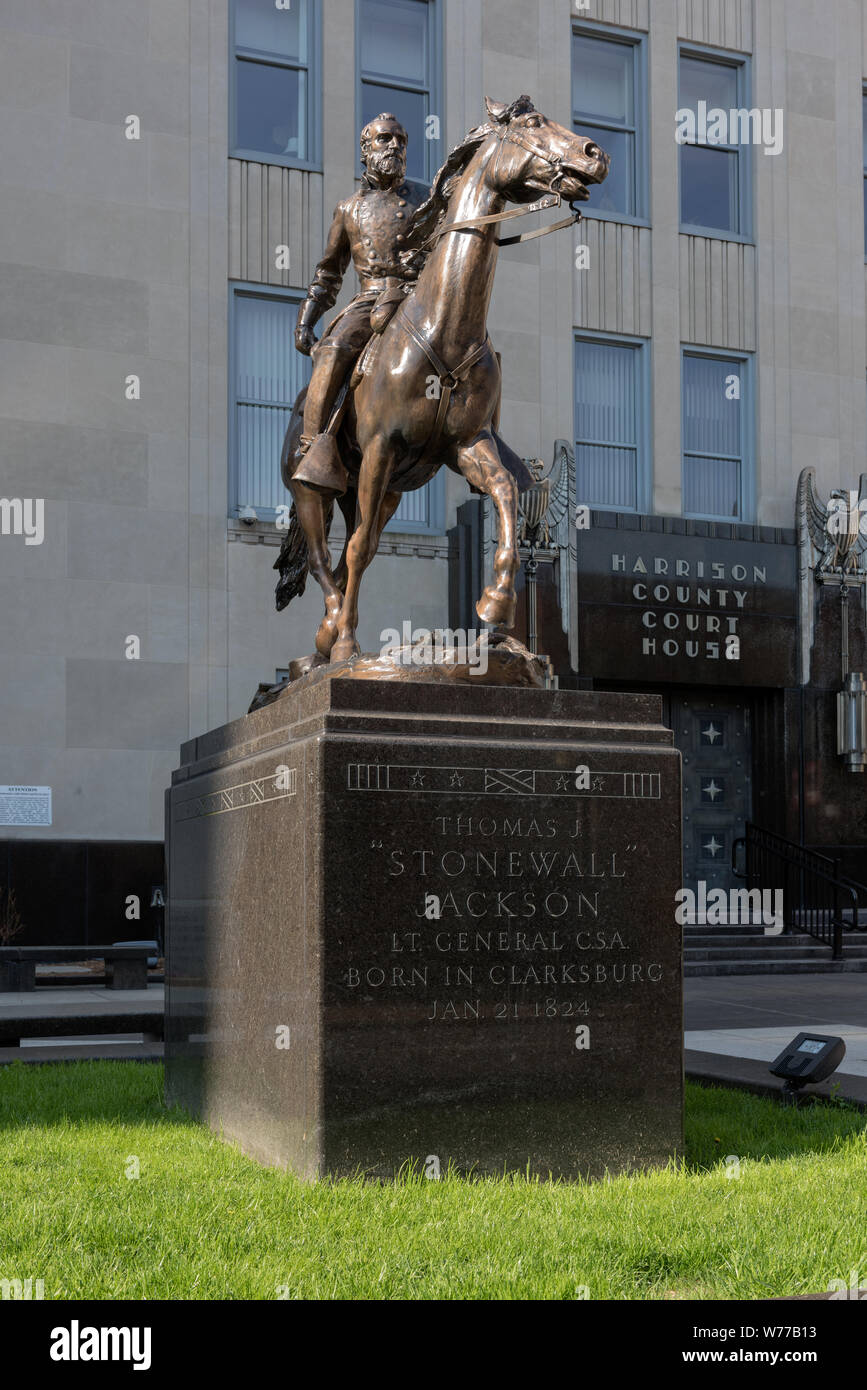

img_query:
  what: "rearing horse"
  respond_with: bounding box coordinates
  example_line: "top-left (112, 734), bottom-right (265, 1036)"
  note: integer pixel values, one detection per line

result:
top-left (278, 95), bottom-right (608, 664)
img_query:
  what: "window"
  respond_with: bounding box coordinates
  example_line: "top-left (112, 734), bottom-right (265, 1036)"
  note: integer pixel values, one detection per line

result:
top-left (230, 287), bottom-right (310, 520)
top-left (574, 335), bottom-right (648, 511)
top-left (572, 26), bottom-right (646, 219)
top-left (682, 350), bottom-right (752, 520)
top-left (231, 0), bottom-right (320, 167)
top-left (388, 474), bottom-right (445, 532)
top-left (357, 0), bottom-right (441, 181)
top-left (229, 288), bottom-right (444, 532)
top-left (679, 49), bottom-right (750, 237)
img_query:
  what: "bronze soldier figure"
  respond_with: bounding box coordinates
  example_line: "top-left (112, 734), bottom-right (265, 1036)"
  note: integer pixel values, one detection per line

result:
top-left (292, 112), bottom-right (429, 492)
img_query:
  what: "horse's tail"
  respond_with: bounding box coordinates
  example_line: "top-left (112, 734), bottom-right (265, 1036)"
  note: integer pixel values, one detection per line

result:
top-left (274, 503), bottom-right (310, 611)
top-left (274, 388), bottom-right (308, 611)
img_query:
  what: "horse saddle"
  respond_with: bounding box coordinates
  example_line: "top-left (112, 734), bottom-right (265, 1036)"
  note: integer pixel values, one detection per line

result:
top-left (370, 282), bottom-right (412, 333)
top-left (351, 284), bottom-right (413, 389)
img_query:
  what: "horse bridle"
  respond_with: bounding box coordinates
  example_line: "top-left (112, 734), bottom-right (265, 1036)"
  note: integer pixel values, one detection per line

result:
top-left (433, 119), bottom-right (588, 247)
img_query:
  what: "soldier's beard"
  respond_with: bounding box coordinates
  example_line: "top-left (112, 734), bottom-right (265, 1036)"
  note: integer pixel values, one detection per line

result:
top-left (365, 150), bottom-right (406, 185)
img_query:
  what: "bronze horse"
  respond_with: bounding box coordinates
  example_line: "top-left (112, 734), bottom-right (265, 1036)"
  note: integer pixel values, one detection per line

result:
top-left (276, 96), bottom-right (608, 664)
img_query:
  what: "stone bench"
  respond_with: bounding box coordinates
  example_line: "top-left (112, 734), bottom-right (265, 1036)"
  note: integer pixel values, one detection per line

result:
top-left (0, 945), bottom-right (153, 992)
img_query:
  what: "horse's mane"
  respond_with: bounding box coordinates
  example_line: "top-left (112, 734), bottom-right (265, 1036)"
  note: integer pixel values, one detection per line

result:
top-left (404, 95), bottom-right (536, 255)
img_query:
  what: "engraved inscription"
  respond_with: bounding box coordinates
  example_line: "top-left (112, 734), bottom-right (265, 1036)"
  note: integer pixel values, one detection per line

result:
top-left (339, 761), bottom-right (666, 1028)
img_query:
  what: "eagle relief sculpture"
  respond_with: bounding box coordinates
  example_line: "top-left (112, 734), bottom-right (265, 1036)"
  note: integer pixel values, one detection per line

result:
top-left (797, 467), bottom-right (867, 578)
top-left (250, 97), bottom-right (608, 710)
top-left (796, 466), bottom-right (867, 686)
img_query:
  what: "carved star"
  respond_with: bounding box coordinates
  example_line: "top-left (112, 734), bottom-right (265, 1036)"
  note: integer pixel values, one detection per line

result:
top-left (449, 771), bottom-right (464, 788)
top-left (555, 775), bottom-right (569, 791)
top-left (592, 777), bottom-right (604, 791)
top-left (702, 722), bottom-right (722, 745)
top-left (410, 771), bottom-right (425, 788)
top-left (703, 779), bottom-right (722, 802)
top-left (703, 836), bottom-right (723, 857)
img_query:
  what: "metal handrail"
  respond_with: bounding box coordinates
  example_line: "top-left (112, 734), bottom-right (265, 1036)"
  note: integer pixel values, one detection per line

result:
top-left (731, 823), bottom-right (865, 961)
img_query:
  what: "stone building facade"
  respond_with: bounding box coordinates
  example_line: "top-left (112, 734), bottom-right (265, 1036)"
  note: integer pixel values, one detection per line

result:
top-left (1, 0), bottom-right (866, 937)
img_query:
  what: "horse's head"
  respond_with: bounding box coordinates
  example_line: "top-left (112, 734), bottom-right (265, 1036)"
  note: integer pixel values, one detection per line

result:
top-left (484, 94), bottom-right (609, 206)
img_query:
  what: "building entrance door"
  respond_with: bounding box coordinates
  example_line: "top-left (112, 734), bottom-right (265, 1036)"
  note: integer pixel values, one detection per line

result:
top-left (669, 695), bottom-right (752, 897)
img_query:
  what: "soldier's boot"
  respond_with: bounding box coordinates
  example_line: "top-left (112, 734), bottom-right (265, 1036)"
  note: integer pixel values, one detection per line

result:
top-left (293, 344), bottom-right (355, 495)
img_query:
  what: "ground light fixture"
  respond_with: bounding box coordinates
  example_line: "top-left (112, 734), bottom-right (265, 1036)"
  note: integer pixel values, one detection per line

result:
top-left (769, 1032), bottom-right (846, 1101)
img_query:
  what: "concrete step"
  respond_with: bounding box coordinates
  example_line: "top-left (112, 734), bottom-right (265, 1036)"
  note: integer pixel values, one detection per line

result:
top-left (683, 925), bottom-right (867, 939)
top-left (685, 946), bottom-right (867, 962)
top-left (683, 924), bottom-right (778, 936)
top-left (684, 957), bottom-right (867, 977)
top-left (685, 932), bottom-right (825, 948)
top-left (0, 1042), bottom-right (163, 1064)
top-left (682, 927), bottom-right (867, 978)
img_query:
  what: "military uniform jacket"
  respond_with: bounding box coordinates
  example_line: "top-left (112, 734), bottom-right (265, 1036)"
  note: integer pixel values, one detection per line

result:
top-left (305, 176), bottom-right (430, 315)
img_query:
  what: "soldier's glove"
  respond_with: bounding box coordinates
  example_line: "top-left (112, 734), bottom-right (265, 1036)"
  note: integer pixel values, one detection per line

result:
top-left (295, 297), bottom-right (322, 356)
top-left (295, 324), bottom-right (317, 356)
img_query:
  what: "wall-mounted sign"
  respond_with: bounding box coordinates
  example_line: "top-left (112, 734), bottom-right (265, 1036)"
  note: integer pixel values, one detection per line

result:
top-left (0, 785), bottom-right (52, 826)
top-left (576, 522), bottom-right (797, 687)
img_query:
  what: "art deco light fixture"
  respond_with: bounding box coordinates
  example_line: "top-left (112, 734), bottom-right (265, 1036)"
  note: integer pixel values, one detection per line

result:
top-left (836, 585), bottom-right (867, 773)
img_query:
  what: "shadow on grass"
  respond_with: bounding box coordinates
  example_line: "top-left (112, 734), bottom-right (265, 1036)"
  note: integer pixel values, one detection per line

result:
top-left (0, 1062), bottom-right (864, 1181)
top-left (0, 1059), bottom-right (193, 1131)
top-left (683, 1080), bottom-right (866, 1174)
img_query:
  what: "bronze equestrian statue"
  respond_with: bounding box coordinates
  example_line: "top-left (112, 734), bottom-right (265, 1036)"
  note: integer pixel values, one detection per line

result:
top-left (275, 96), bottom-right (608, 666)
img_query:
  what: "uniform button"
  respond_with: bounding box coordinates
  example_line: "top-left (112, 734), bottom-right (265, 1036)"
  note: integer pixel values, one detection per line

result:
top-left (395, 211), bottom-right (404, 219)
top-left (398, 199), bottom-right (407, 207)
top-left (364, 237), bottom-right (372, 245)
top-left (396, 234), bottom-right (405, 242)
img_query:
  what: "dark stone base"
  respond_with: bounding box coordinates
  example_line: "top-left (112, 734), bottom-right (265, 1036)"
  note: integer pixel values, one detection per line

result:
top-left (165, 679), bottom-right (683, 1180)
top-left (0, 961), bottom-right (35, 991)
top-left (105, 958), bottom-right (148, 990)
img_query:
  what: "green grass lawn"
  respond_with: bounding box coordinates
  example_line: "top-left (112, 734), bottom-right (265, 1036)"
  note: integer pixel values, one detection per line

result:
top-left (0, 1061), bottom-right (864, 1300)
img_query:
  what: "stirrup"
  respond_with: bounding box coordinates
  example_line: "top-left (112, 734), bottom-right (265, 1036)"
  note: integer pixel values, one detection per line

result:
top-left (293, 432), bottom-right (348, 495)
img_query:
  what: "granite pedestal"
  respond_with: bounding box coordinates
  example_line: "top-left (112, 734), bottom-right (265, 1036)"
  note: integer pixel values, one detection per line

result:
top-left (165, 679), bottom-right (682, 1180)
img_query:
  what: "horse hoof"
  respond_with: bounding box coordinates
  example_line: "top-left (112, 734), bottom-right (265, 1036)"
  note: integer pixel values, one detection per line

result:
top-left (331, 637), bottom-right (361, 663)
top-left (476, 587), bottom-right (516, 627)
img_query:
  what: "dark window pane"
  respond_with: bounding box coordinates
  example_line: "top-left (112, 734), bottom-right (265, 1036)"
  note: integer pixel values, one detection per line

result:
top-left (236, 59), bottom-right (306, 160)
top-left (360, 0), bottom-right (428, 86)
top-left (236, 294), bottom-right (300, 405)
top-left (575, 123), bottom-right (632, 215)
top-left (572, 35), bottom-right (633, 126)
top-left (575, 339), bottom-right (637, 446)
top-left (864, 177), bottom-right (867, 256)
top-left (680, 143), bottom-right (738, 232)
top-left (234, 293), bottom-right (311, 515)
top-left (235, 0), bottom-right (308, 62)
top-left (575, 339), bottom-right (640, 509)
top-left (684, 454), bottom-right (740, 518)
top-left (577, 445), bottom-right (637, 509)
top-left (680, 55), bottom-right (738, 114)
top-left (683, 355), bottom-right (741, 456)
top-left (361, 81), bottom-right (426, 178)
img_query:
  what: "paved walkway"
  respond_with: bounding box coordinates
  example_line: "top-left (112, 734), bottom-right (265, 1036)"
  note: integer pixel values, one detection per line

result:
top-left (0, 986), bottom-right (163, 1012)
top-left (2, 979), bottom-right (866, 1105)
top-left (685, 975), bottom-right (867, 1104)
top-left (0, 985), bottom-right (164, 1064)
